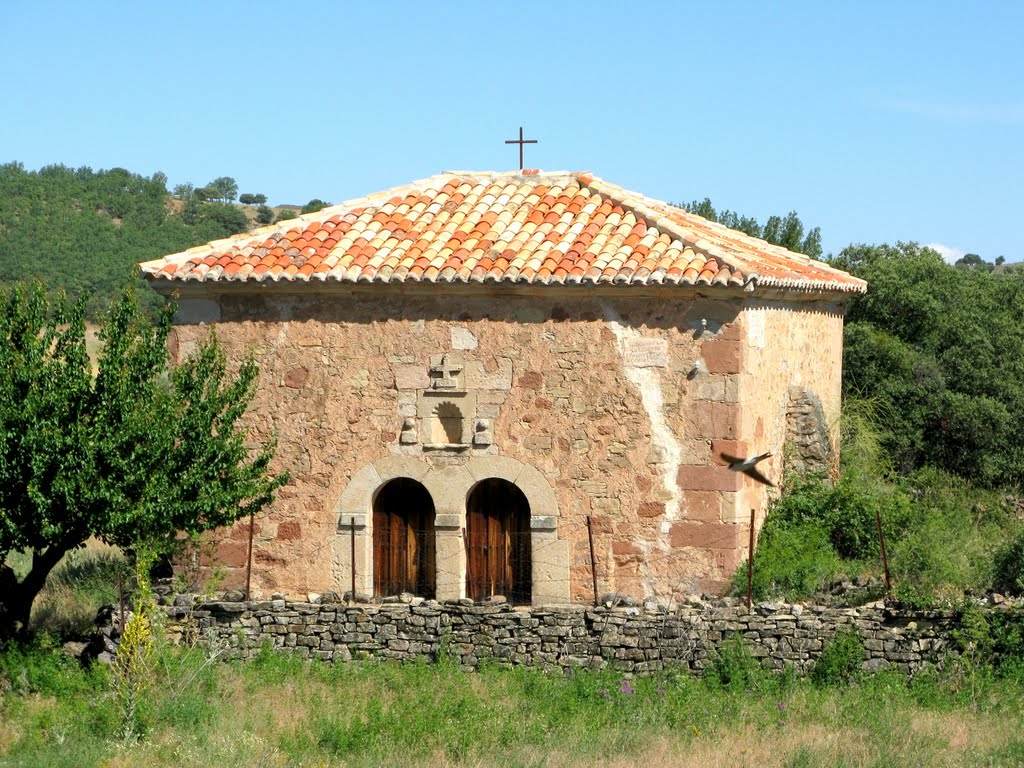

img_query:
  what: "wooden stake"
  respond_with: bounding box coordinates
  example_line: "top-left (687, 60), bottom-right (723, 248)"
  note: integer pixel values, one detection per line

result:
top-left (587, 515), bottom-right (599, 606)
top-left (747, 508), bottom-right (755, 611)
top-left (876, 508), bottom-right (891, 593)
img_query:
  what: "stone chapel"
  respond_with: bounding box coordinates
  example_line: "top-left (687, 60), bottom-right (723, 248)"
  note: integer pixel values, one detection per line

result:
top-left (140, 170), bottom-right (867, 605)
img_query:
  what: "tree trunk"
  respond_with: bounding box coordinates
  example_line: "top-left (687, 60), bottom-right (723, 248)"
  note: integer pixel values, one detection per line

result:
top-left (0, 546), bottom-right (68, 640)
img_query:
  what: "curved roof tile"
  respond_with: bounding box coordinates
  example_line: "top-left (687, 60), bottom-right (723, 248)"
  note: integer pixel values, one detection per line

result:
top-left (140, 171), bottom-right (866, 294)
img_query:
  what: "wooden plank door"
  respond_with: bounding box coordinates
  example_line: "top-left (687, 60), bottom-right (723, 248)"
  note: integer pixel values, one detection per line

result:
top-left (373, 478), bottom-right (435, 598)
top-left (466, 479), bottom-right (531, 603)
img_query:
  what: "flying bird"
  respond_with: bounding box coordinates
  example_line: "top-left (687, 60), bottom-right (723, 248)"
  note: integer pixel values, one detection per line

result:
top-left (720, 452), bottom-right (774, 487)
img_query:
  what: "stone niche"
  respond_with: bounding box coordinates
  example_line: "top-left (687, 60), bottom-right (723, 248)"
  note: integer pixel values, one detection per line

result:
top-left (397, 352), bottom-right (494, 453)
top-left (419, 390), bottom-right (476, 450)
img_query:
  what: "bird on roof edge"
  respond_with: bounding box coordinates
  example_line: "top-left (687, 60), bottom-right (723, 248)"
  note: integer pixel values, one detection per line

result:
top-left (720, 452), bottom-right (774, 487)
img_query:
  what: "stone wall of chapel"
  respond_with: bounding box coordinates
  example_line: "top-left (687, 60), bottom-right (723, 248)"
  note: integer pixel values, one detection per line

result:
top-left (166, 290), bottom-right (807, 601)
top-left (735, 300), bottom-right (847, 540)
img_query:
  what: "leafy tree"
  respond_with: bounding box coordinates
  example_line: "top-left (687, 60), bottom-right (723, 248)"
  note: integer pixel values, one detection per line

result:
top-left (679, 198), bottom-right (822, 258)
top-left (256, 205), bottom-right (274, 225)
top-left (955, 253), bottom-right (994, 272)
top-left (301, 198), bottom-right (330, 214)
top-left (833, 242), bottom-right (1024, 487)
top-left (252, 193), bottom-right (267, 205)
top-left (205, 177), bottom-right (238, 204)
top-left (195, 202), bottom-right (249, 234)
top-left (0, 282), bottom-right (287, 637)
top-left (172, 182), bottom-right (195, 200)
top-left (238, 193), bottom-right (256, 205)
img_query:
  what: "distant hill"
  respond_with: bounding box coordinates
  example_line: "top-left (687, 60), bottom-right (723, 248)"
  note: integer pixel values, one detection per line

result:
top-left (0, 163), bottom-right (293, 318)
top-left (992, 261), bottom-right (1024, 275)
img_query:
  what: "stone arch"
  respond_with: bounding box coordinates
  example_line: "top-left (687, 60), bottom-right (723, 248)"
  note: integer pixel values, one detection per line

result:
top-left (333, 456), bottom-right (431, 598)
top-left (334, 455), bottom-right (568, 605)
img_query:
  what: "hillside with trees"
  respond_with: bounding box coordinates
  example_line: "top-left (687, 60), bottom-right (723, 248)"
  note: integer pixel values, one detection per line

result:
top-left (0, 163), bottom-right (330, 318)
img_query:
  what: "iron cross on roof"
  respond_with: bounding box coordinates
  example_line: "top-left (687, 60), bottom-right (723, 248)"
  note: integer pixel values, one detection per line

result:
top-left (505, 126), bottom-right (538, 171)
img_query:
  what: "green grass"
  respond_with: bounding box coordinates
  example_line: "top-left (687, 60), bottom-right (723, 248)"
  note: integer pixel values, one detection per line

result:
top-left (2, 641), bottom-right (1024, 768)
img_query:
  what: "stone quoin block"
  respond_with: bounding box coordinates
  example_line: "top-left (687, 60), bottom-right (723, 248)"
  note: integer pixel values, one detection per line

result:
top-left (612, 541), bottom-right (642, 557)
top-left (676, 465), bottom-right (743, 492)
top-left (687, 402), bottom-right (740, 439)
top-left (215, 539), bottom-right (249, 568)
top-left (710, 439), bottom-right (749, 463)
top-left (701, 340), bottom-right (743, 374)
top-left (682, 491), bottom-right (724, 523)
top-left (669, 521), bottom-right (741, 550)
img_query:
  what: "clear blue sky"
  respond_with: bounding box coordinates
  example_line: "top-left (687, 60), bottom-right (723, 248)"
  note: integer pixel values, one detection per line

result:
top-left (4, 1), bottom-right (1022, 262)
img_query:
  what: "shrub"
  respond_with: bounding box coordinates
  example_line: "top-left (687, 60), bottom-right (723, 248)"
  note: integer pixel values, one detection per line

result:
top-left (256, 204), bottom-right (274, 225)
top-left (771, 472), bottom-right (912, 561)
top-left (994, 532), bottom-right (1024, 596)
top-left (0, 636), bottom-right (107, 697)
top-left (301, 198), bottom-right (330, 214)
top-left (890, 468), bottom-right (1017, 600)
top-left (734, 520), bottom-right (841, 602)
top-left (810, 629), bottom-right (864, 686)
top-left (707, 634), bottom-right (764, 691)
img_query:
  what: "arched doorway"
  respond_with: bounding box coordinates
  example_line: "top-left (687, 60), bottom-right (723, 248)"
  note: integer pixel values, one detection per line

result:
top-left (372, 478), bottom-right (436, 598)
top-left (466, 478), bottom-right (531, 604)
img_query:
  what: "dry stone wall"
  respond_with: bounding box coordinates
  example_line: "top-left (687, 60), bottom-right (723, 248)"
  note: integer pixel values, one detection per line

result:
top-left (168, 597), bottom-right (979, 676)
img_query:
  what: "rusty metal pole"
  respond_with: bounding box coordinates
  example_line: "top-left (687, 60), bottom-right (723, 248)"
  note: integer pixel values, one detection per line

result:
top-left (587, 515), bottom-right (599, 607)
top-left (245, 509), bottom-right (255, 601)
top-left (350, 518), bottom-right (357, 602)
top-left (876, 508), bottom-right (891, 593)
top-left (747, 508), bottom-right (755, 611)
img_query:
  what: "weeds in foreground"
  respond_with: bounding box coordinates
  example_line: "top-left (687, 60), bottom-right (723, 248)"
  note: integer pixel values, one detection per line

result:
top-left (3, 638), bottom-right (1024, 768)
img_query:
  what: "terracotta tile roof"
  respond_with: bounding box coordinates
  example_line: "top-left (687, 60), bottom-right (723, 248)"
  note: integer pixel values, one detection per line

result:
top-left (140, 172), bottom-right (866, 294)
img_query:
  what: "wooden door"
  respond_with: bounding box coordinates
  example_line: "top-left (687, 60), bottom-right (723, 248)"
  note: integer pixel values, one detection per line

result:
top-left (373, 478), bottom-right (436, 598)
top-left (466, 478), bottom-right (531, 603)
